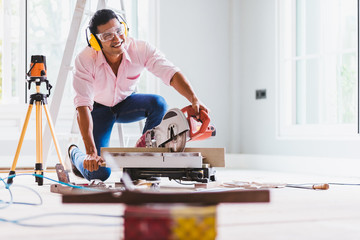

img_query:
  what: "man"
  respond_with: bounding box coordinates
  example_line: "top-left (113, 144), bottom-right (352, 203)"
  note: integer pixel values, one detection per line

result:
top-left (69, 9), bottom-right (207, 181)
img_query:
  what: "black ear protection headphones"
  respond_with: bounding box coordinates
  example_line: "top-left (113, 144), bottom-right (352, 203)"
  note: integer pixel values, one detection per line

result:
top-left (86, 14), bottom-right (129, 51)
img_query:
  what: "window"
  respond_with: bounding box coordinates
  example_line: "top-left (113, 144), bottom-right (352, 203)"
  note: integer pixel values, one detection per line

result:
top-left (0, 0), bottom-right (155, 128)
top-left (0, 0), bottom-right (25, 104)
top-left (277, 0), bottom-right (358, 137)
top-left (0, 0), bottom-right (158, 165)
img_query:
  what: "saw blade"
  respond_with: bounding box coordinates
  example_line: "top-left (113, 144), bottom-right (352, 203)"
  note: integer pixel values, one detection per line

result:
top-left (164, 131), bottom-right (187, 152)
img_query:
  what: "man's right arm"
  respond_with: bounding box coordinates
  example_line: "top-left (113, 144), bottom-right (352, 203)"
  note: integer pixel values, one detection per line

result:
top-left (76, 106), bottom-right (103, 171)
top-left (73, 49), bottom-right (103, 171)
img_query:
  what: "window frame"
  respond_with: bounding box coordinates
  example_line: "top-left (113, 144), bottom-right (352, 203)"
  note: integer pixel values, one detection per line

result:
top-left (0, 0), bottom-right (159, 141)
top-left (276, 0), bottom-right (359, 139)
top-left (0, 0), bottom-right (27, 140)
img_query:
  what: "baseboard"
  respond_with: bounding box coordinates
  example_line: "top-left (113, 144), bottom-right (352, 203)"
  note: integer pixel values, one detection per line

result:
top-left (225, 153), bottom-right (360, 177)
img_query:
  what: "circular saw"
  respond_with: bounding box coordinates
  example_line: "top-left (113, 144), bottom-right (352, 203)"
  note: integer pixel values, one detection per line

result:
top-left (136, 106), bottom-right (216, 152)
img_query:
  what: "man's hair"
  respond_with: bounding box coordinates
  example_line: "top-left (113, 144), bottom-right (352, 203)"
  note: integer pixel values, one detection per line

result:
top-left (89, 9), bottom-right (119, 34)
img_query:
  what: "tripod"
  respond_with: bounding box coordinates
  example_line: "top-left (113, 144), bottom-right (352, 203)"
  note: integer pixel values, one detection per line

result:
top-left (7, 78), bottom-right (64, 186)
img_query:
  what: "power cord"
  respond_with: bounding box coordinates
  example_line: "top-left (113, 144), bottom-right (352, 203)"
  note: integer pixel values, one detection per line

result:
top-left (5, 173), bottom-right (103, 191)
top-left (0, 173), bottom-right (124, 227)
top-left (0, 173), bottom-right (103, 209)
top-left (0, 184), bottom-right (42, 206)
top-left (0, 177), bottom-right (13, 209)
top-left (173, 179), bottom-right (195, 185)
top-left (328, 182), bottom-right (360, 186)
top-left (0, 212), bottom-right (123, 227)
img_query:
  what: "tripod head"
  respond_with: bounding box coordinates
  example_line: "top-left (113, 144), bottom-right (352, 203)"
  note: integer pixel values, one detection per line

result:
top-left (27, 55), bottom-right (52, 97)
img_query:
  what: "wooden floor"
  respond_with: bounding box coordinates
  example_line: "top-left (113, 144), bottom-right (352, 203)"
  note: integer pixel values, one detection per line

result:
top-left (1, 168), bottom-right (360, 240)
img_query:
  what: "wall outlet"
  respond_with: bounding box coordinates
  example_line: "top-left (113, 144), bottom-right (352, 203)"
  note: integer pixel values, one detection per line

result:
top-left (256, 89), bottom-right (266, 99)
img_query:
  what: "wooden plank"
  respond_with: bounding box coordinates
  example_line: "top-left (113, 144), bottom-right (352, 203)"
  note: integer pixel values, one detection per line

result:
top-left (194, 181), bottom-right (221, 189)
top-left (101, 147), bottom-right (225, 167)
top-left (62, 189), bottom-right (270, 205)
top-left (104, 152), bottom-right (203, 168)
top-left (108, 153), bottom-right (164, 168)
top-left (50, 184), bottom-right (112, 195)
top-left (184, 148), bottom-right (225, 167)
top-left (163, 154), bottom-right (202, 168)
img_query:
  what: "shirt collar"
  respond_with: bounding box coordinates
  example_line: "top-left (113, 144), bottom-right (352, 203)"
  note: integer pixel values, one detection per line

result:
top-left (122, 49), bottom-right (132, 64)
top-left (95, 50), bottom-right (107, 67)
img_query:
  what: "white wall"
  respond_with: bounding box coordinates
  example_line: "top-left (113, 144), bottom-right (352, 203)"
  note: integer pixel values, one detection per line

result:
top-left (231, 0), bottom-right (360, 159)
top-left (157, 0), bottom-right (232, 150)
top-left (232, 0), bottom-right (278, 154)
top-left (158, 0), bottom-right (360, 161)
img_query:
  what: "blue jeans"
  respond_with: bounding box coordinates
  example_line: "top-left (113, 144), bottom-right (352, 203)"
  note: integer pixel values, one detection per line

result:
top-left (70, 93), bottom-right (168, 181)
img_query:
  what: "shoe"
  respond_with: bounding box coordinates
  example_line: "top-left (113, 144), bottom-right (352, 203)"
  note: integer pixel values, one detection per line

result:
top-left (67, 144), bottom-right (84, 178)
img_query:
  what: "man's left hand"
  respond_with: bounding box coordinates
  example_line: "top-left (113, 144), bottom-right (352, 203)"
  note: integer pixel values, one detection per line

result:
top-left (192, 99), bottom-right (209, 117)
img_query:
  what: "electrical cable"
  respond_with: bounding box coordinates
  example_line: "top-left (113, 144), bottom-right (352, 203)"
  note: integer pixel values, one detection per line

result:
top-left (2, 184), bottom-right (43, 206)
top-left (0, 172), bottom-right (104, 209)
top-left (0, 175), bottom-right (42, 207)
top-left (286, 182), bottom-right (360, 187)
top-left (0, 174), bottom-right (124, 228)
top-left (5, 173), bottom-right (103, 192)
top-left (0, 212), bottom-right (123, 228)
top-left (328, 182), bottom-right (360, 186)
top-left (173, 179), bottom-right (195, 185)
top-left (0, 176), bottom-right (13, 209)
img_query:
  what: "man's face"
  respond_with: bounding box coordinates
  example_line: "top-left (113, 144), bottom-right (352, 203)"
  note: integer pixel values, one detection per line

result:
top-left (96, 18), bottom-right (126, 58)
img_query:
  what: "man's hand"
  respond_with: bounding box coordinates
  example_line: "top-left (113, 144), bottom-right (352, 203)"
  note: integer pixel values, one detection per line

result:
top-left (77, 106), bottom-right (105, 172)
top-left (83, 153), bottom-right (104, 172)
top-left (191, 98), bottom-right (209, 117)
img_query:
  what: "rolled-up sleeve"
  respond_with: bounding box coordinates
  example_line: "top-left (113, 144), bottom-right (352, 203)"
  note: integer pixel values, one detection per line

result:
top-left (73, 49), bottom-right (95, 111)
top-left (143, 41), bottom-right (180, 86)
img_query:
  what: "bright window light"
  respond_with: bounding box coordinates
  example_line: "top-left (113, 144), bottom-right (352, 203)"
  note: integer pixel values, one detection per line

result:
top-left (278, 0), bottom-right (358, 137)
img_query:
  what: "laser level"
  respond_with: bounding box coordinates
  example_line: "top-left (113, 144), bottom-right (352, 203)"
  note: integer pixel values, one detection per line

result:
top-left (7, 55), bottom-right (64, 186)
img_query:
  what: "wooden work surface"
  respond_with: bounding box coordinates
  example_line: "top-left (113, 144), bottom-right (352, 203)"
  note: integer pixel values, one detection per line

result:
top-left (101, 147), bottom-right (226, 167)
top-left (62, 189), bottom-right (270, 205)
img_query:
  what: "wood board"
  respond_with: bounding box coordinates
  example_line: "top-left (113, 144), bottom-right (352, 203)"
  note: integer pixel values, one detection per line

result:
top-left (101, 152), bottom-right (203, 168)
top-left (101, 147), bottom-right (225, 167)
top-left (62, 189), bottom-right (270, 205)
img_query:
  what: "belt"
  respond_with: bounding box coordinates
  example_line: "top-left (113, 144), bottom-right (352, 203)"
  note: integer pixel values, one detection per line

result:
top-left (93, 101), bottom-right (106, 108)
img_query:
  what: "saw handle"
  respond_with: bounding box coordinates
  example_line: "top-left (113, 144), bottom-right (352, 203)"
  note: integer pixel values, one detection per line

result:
top-left (181, 105), bottom-right (211, 141)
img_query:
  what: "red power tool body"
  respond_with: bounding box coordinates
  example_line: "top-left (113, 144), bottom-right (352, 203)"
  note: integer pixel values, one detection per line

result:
top-left (136, 105), bottom-right (216, 151)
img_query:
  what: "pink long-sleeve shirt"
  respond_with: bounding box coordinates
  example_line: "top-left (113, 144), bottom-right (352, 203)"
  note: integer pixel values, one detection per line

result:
top-left (73, 37), bottom-right (180, 111)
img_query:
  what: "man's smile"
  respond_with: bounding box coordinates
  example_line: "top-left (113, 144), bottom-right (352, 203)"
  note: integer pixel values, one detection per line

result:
top-left (111, 40), bottom-right (123, 48)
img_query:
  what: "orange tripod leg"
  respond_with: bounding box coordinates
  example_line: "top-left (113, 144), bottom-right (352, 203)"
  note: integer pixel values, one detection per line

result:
top-left (43, 104), bottom-right (64, 166)
top-left (35, 101), bottom-right (44, 185)
top-left (7, 104), bottom-right (34, 184)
